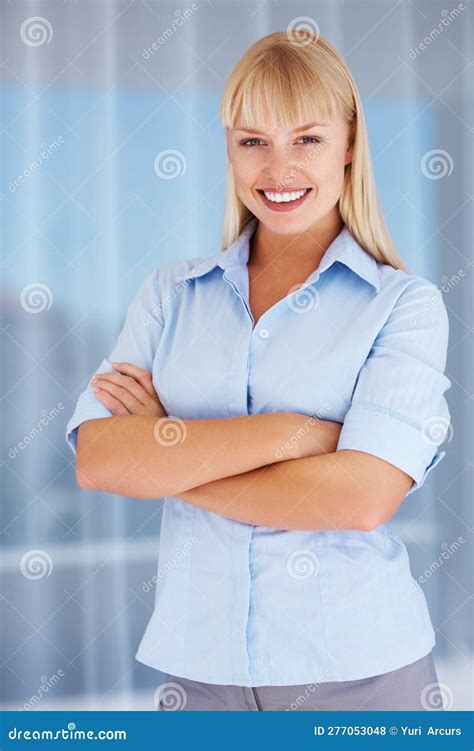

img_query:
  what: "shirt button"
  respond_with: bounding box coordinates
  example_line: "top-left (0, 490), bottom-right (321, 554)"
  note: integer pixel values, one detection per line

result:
top-left (259, 328), bottom-right (270, 339)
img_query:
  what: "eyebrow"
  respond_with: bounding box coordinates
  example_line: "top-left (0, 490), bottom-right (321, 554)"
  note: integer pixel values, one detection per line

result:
top-left (234, 121), bottom-right (329, 135)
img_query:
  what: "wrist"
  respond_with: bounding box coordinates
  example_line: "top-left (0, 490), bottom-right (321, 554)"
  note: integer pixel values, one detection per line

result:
top-left (273, 412), bottom-right (314, 462)
top-left (276, 414), bottom-right (342, 460)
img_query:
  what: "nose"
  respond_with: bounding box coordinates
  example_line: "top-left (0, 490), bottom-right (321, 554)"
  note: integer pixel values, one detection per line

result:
top-left (264, 147), bottom-right (299, 189)
top-left (264, 166), bottom-right (299, 191)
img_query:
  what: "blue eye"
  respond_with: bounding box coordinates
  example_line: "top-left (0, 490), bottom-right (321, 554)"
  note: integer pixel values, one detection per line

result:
top-left (240, 138), bottom-right (262, 147)
top-left (240, 136), bottom-right (322, 147)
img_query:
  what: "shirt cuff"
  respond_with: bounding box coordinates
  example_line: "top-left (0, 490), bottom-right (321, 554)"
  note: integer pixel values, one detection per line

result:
top-left (65, 393), bottom-right (113, 455)
top-left (405, 449), bottom-right (445, 494)
top-left (336, 405), bottom-right (446, 494)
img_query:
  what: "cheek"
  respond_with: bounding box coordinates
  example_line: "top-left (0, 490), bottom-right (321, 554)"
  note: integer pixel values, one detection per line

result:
top-left (233, 157), bottom-right (261, 189)
top-left (308, 152), bottom-right (347, 192)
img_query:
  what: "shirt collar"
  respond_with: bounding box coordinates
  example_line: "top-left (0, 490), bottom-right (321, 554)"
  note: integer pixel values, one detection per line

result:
top-left (174, 216), bottom-right (381, 291)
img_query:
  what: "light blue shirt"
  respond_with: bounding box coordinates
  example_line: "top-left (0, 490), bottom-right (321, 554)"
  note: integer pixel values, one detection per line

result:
top-left (65, 216), bottom-right (451, 686)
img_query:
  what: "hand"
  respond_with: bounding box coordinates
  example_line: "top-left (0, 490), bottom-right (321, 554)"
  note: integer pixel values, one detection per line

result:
top-left (90, 361), bottom-right (167, 418)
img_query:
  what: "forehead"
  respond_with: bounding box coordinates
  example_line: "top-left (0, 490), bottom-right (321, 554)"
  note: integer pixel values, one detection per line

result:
top-left (230, 90), bottom-right (344, 134)
top-left (232, 119), bottom-right (332, 134)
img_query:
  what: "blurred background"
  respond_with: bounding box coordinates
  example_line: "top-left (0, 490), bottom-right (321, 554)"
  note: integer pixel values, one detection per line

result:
top-left (0, 0), bottom-right (472, 711)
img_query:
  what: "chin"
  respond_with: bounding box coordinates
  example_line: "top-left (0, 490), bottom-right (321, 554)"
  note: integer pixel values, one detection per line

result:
top-left (256, 212), bottom-right (318, 234)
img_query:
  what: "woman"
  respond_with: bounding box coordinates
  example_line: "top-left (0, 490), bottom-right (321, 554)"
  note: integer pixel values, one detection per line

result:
top-left (66, 31), bottom-right (451, 711)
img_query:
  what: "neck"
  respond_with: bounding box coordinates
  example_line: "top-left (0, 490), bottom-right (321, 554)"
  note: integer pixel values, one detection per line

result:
top-left (249, 210), bottom-right (344, 271)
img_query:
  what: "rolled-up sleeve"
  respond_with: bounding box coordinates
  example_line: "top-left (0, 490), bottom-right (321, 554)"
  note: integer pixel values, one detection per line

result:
top-left (65, 268), bottom-right (165, 455)
top-left (336, 279), bottom-right (452, 495)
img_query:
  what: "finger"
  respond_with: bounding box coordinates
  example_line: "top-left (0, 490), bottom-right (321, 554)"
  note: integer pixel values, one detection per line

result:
top-left (93, 372), bottom-right (163, 416)
top-left (93, 387), bottom-right (131, 415)
top-left (92, 372), bottom-right (147, 406)
top-left (92, 378), bottom-right (143, 412)
top-left (110, 361), bottom-right (156, 396)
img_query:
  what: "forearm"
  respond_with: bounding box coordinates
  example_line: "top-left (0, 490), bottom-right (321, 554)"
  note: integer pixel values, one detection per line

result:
top-left (76, 412), bottom-right (334, 498)
top-left (176, 450), bottom-right (377, 532)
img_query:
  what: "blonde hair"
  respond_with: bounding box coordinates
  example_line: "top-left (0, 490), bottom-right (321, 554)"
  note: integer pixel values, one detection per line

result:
top-left (219, 30), bottom-right (409, 273)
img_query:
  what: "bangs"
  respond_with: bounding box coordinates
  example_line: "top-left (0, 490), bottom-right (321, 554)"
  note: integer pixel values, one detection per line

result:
top-left (222, 49), bottom-right (342, 131)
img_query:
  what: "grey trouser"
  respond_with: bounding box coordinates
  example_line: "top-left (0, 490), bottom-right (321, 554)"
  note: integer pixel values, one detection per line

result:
top-left (156, 652), bottom-right (443, 711)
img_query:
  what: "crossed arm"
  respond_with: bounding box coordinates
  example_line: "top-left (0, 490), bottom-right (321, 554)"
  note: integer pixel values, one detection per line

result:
top-left (176, 449), bottom-right (414, 531)
top-left (76, 363), bottom-right (414, 531)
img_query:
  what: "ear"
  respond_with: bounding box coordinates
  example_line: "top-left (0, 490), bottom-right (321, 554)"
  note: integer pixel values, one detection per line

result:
top-left (344, 121), bottom-right (355, 166)
top-left (345, 142), bottom-right (354, 167)
top-left (225, 128), bottom-right (232, 163)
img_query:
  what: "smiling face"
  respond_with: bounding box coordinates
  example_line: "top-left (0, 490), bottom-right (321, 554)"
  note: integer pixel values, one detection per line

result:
top-left (226, 106), bottom-right (354, 236)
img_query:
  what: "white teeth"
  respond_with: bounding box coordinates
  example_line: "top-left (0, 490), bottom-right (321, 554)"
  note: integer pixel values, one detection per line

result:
top-left (262, 189), bottom-right (308, 203)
